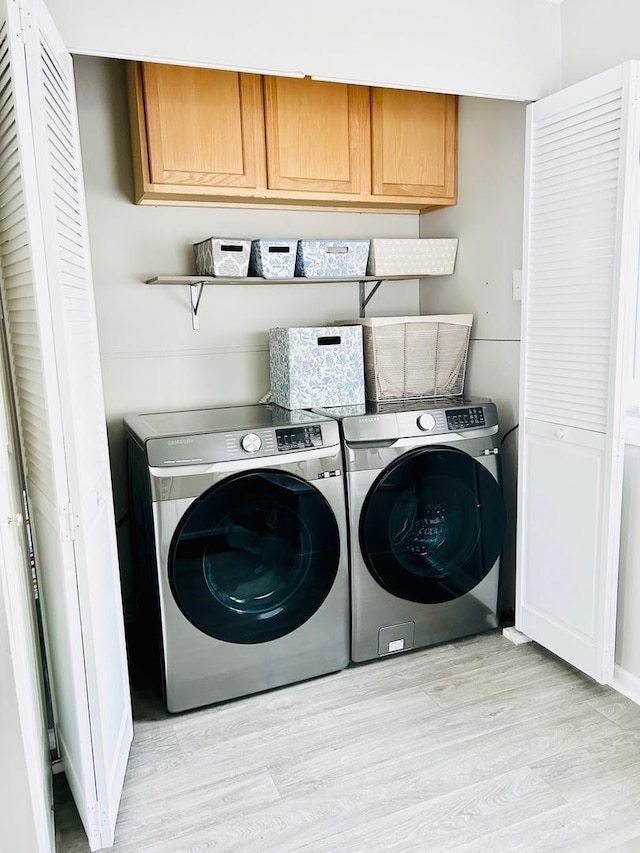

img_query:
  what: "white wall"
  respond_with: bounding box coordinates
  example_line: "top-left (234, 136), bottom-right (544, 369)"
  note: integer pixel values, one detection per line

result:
top-left (47, 0), bottom-right (561, 102)
top-left (74, 55), bottom-right (422, 613)
top-left (561, 0), bottom-right (640, 87)
top-left (417, 95), bottom-right (527, 618)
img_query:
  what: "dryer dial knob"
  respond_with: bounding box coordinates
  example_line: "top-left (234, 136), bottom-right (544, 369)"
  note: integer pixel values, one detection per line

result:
top-left (241, 432), bottom-right (262, 453)
top-left (417, 413), bottom-right (436, 432)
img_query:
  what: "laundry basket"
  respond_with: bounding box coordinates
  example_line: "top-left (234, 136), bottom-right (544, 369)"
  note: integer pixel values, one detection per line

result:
top-left (335, 315), bottom-right (472, 401)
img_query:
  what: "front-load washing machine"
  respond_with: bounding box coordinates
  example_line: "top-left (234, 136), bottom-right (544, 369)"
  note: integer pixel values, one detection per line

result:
top-left (313, 397), bottom-right (506, 662)
top-left (125, 403), bottom-right (349, 712)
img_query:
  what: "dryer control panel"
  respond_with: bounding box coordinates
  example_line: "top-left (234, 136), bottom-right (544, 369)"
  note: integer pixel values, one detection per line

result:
top-left (276, 424), bottom-right (324, 452)
top-left (446, 406), bottom-right (486, 430)
top-left (144, 422), bottom-right (336, 466)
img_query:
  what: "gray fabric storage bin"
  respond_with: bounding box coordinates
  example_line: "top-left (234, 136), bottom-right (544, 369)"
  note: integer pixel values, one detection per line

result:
top-left (194, 237), bottom-right (251, 277)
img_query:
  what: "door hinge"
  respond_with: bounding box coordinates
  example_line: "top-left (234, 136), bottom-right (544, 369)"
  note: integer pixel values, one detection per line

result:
top-left (60, 502), bottom-right (77, 542)
top-left (86, 802), bottom-right (103, 841)
top-left (18, 3), bottom-right (31, 38)
top-left (602, 645), bottom-right (615, 682)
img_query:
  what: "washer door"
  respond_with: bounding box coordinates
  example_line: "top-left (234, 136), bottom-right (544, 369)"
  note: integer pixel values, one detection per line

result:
top-left (169, 469), bottom-right (341, 643)
top-left (360, 445), bottom-right (506, 604)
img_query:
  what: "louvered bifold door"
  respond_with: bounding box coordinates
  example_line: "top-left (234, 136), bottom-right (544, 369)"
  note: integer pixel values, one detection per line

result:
top-left (516, 62), bottom-right (640, 683)
top-left (0, 0), bottom-right (132, 849)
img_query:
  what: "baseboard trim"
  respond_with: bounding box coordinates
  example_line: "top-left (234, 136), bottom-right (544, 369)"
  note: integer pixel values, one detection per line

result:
top-left (611, 664), bottom-right (640, 706)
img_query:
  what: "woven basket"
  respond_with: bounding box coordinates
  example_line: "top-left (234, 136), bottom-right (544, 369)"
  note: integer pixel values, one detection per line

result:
top-left (335, 315), bottom-right (472, 401)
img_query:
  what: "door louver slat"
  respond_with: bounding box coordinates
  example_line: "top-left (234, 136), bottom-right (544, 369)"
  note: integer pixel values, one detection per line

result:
top-left (523, 88), bottom-right (621, 432)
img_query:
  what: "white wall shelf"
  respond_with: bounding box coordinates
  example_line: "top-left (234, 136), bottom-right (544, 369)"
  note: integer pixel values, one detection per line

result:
top-left (146, 274), bottom-right (421, 330)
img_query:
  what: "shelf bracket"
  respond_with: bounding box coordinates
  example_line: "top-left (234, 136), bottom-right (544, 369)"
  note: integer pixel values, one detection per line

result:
top-left (359, 279), bottom-right (383, 318)
top-left (190, 281), bottom-right (206, 330)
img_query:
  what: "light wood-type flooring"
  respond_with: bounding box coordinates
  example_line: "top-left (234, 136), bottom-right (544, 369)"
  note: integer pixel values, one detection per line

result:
top-left (54, 631), bottom-right (640, 852)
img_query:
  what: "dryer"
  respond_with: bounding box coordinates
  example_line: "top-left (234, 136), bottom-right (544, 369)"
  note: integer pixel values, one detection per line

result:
top-left (314, 397), bottom-right (506, 662)
top-left (125, 404), bottom-right (349, 712)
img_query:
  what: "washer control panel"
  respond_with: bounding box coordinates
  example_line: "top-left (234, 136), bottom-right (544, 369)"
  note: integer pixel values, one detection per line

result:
top-left (446, 406), bottom-right (486, 430)
top-left (276, 424), bottom-right (324, 452)
top-left (340, 399), bottom-right (498, 443)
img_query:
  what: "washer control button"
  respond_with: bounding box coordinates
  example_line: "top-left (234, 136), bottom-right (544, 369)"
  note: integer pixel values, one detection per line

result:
top-left (241, 432), bottom-right (262, 453)
top-left (417, 413), bottom-right (436, 432)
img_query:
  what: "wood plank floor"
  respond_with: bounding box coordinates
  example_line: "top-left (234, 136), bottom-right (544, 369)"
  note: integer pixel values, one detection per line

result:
top-left (54, 631), bottom-right (640, 852)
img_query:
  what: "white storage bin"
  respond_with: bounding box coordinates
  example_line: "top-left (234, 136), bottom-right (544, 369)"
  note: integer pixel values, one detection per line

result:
top-left (335, 314), bottom-right (472, 401)
top-left (295, 239), bottom-right (370, 278)
top-left (269, 325), bottom-right (365, 409)
top-left (249, 239), bottom-right (298, 278)
top-left (367, 238), bottom-right (458, 276)
top-left (194, 237), bottom-right (251, 277)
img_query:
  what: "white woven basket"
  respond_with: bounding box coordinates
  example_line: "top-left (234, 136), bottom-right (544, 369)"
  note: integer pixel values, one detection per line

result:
top-left (335, 314), bottom-right (472, 401)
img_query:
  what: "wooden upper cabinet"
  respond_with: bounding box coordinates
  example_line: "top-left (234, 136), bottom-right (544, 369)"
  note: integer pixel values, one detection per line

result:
top-left (263, 77), bottom-right (370, 197)
top-left (371, 89), bottom-right (457, 203)
top-left (128, 62), bottom-right (457, 211)
top-left (129, 63), bottom-right (267, 199)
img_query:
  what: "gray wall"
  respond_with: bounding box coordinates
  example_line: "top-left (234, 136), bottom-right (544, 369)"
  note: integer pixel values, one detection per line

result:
top-left (74, 56), bottom-right (422, 614)
top-left (75, 57), bottom-right (528, 623)
top-left (418, 96), bottom-right (527, 618)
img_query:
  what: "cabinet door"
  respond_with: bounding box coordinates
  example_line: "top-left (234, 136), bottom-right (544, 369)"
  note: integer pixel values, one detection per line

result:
top-left (264, 77), bottom-right (371, 196)
top-left (371, 89), bottom-right (457, 202)
top-left (140, 63), bottom-right (267, 190)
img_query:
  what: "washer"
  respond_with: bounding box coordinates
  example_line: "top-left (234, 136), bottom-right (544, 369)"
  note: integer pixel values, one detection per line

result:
top-left (125, 403), bottom-right (349, 712)
top-left (313, 397), bottom-right (506, 663)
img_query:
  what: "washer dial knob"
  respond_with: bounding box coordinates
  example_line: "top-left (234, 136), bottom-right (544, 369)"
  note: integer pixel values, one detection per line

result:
top-left (417, 413), bottom-right (436, 432)
top-left (241, 432), bottom-right (262, 453)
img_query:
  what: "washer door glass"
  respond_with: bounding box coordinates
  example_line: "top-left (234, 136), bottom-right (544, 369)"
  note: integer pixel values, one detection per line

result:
top-left (169, 470), bottom-right (341, 643)
top-left (360, 446), bottom-right (506, 604)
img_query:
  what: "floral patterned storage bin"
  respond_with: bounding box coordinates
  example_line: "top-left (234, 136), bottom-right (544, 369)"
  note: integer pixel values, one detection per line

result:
top-left (295, 240), bottom-right (370, 278)
top-left (269, 325), bottom-right (365, 409)
top-left (249, 239), bottom-right (298, 278)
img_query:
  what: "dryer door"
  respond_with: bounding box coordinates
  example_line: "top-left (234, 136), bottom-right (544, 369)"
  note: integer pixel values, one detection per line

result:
top-left (169, 469), bottom-right (341, 643)
top-left (360, 446), bottom-right (506, 604)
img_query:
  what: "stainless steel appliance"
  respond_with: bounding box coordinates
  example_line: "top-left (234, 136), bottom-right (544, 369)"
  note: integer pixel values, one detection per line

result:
top-left (125, 404), bottom-right (349, 712)
top-left (313, 397), bottom-right (506, 662)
